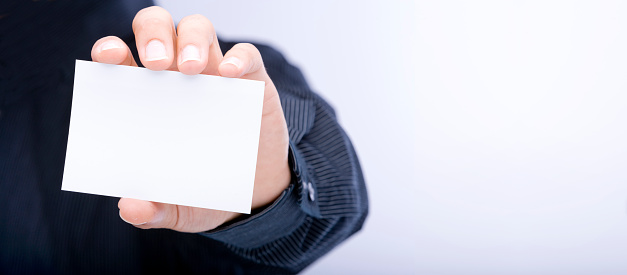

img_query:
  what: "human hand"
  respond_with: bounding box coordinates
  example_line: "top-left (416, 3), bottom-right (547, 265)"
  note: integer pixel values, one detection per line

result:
top-left (90, 6), bottom-right (291, 232)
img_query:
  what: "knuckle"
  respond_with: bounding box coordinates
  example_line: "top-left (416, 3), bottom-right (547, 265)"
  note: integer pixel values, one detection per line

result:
top-left (178, 14), bottom-right (215, 34)
top-left (237, 43), bottom-right (261, 58)
top-left (238, 42), bottom-right (258, 51)
top-left (231, 43), bottom-right (264, 73)
top-left (171, 206), bottom-right (188, 231)
top-left (137, 6), bottom-right (169, 17)
top-left (180, 14), bottom-right (211, 25)
top-left (133, 6), bottom-right (172, 31)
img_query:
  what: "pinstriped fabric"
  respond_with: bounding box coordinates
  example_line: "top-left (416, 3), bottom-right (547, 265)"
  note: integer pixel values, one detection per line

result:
top-left (206, 42), bottom-right (369, 273)
top-left (281, 95), bottom-right (315, 144)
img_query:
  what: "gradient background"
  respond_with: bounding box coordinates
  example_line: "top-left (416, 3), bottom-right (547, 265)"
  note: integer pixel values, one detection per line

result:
top-left (158, 1), bottom-right (627, 274)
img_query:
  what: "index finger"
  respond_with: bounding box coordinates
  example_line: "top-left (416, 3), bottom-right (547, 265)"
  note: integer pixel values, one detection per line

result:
top-left (132, 6), bottom-right (177, 71)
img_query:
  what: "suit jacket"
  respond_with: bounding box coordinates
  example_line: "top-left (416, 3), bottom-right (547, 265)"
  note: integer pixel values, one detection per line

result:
top-left (0, 1), bottom-right (368, 274)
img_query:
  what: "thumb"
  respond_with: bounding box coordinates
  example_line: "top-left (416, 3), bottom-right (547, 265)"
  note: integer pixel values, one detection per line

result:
top-left (118, 198), bottom-right (237, 232)
top-left (118, 198), bottom-right (178, 229)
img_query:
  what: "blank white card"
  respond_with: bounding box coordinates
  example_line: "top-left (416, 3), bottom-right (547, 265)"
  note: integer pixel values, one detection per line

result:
top-left (62, 60), bottom-right (264, 214)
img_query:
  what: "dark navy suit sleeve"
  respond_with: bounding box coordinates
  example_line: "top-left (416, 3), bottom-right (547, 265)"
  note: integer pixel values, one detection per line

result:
top-left (202, 42), bottom-right (369, 273)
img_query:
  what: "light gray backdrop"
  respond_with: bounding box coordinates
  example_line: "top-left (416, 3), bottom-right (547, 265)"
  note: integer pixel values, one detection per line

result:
top-left (157, 1), bottom-right (627, 274)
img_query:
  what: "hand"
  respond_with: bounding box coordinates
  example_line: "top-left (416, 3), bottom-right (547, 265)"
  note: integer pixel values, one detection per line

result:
top-left (90, 6), bottom-right (291, 232)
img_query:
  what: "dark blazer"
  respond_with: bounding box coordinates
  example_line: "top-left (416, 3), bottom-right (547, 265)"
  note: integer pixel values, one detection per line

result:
top-left (0, 1), bottom-right (368, 274)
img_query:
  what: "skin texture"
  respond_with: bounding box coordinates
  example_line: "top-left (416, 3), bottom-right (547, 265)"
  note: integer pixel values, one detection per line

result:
top-left (91, 6), bottom-right (291, 233)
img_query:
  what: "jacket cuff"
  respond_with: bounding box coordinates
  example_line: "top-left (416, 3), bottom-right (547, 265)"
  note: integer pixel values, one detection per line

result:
top-left (288, 140), bottom-right (321, 218)
top-left (201, 142), bottom-right (318, 248)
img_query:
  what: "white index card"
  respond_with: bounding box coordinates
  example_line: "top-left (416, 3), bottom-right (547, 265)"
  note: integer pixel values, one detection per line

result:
top-left (62, 60), bottom-right (265, 214)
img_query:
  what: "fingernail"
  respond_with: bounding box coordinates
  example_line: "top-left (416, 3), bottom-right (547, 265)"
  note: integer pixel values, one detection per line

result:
top-left (119, 211), bottom-right (148, 226)
top-left (221, 56), bottom-right (242, 70)
top-left (180, 45), bottom-right (201, 64)
top-left (99, 41), bottom-right (123, 52)
top-left (145, 39), bottom-right (167, 61)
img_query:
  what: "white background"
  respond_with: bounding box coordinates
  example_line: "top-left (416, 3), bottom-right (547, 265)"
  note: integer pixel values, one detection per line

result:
top-left (158, 1), bottom-right (627, 274)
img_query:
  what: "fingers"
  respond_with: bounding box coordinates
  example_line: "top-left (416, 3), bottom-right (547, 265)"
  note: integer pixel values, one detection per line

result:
top-left (102, 7), bottom-right (248, 78)
top-left (132, 8), bottom-right (223, 75)
top-left (118, 198), bottom-right (236, 233)
top-left (91, 36), bottom-right (137, 66)
top-left (176, 14), bottom-right (223, 75)
top-left (132, 6), bottom-right (177, 71)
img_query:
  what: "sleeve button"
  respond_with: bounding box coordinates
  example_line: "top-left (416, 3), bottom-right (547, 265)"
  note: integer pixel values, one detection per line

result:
top-left (306, 182), bottom-right (315, 201)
